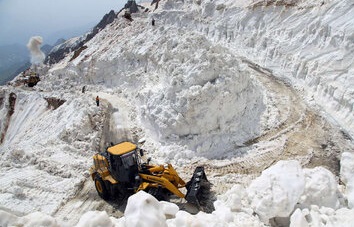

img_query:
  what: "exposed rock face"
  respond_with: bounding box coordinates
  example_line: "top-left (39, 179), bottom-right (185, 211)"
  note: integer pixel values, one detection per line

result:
top-left (45, 10), bottom-right (117, 65)
top-left (0, 92), bottom-right (17, 143)
top-left (44, 97), bottom-right (66, 110)
top-left (90, 10), bottom-right (117, 37)
top-left (125, 0), bottom-right (139, 13)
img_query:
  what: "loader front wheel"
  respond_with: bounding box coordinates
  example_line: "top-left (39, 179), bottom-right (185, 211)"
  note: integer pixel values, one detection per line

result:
top-left (148, 187), bottom-right (169, 201)
top-left (95, 176), bottom-right (110, 200)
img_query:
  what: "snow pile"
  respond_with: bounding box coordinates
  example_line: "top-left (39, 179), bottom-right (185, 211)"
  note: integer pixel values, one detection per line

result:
top-left (0, 189), bottom-right (261, 227)
top-left (76, 211), bottom-right (122, 227)
top-left (137, 36), bottom-right (265, 158)
top-left (59, 23), bottom-right (267, 158)
top-left (244, 159), bottom-right (354, 226)
top-left (1, 160), bottom-right (351, 226)
top-left (247, 160), bottom-right (305, 222)
top-left (124, 191), bottom-right (168, 227)
top-left (246, 160), bottom-right (347, 224)
top-left (0, 210), bottom-right (60, 227)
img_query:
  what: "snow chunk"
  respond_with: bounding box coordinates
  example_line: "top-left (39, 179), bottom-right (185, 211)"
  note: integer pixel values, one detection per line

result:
top-left (0, 210), bottom-right (18, 227)
top-left (167, 205), bottom-right (264, 227)
top-left (159, 201), bottom-right (179, 218)
top-left (299, 167), bottom-right (340, 209)
top-left (76, 211), bottom-right (115, 227)
top-left (247, 160), bottom-right (305, 222)
top-left (124, 191), bottom-right (167, 227)
top-left (167, 210), bottom-right (196, 227)
top-left (167, 210), bottom-right (227, 227)
top-left (212, 200), bottom-right (234, 223)
top-left (290, 209), bottom-right (309, 227)
top-left (290, 206), bottom-right (354, 227)
top-left (217, 184), bottom-right (246, 211)
top-left (340, 152), bottom-right (354, 208)
top-left (340, 152), bottom-right (354, 185)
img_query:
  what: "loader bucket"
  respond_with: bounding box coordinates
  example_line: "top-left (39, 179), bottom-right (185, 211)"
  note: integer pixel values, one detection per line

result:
top-left (185, 166), bottom-right (211, 206)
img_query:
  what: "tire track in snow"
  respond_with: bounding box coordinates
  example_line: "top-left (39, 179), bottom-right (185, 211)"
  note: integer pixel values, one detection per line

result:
top-left (53, 93), bottom-right (140, 223)
top-left (242, 59), bottom-right (306, 145)
top-left (53, 179), bottom-right (125, 225)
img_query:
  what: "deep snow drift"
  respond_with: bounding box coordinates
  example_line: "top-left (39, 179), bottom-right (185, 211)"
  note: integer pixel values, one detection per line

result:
top-left (0, 0), bottom-right (353, 226)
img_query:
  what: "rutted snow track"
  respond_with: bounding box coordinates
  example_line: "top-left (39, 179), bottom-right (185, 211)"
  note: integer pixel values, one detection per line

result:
top-left (53, 179), bottom-right (124, 226)
top-left (52, 94), bottom-right (137, 223)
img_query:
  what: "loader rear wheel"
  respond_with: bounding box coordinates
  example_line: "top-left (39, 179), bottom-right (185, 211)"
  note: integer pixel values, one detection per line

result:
top-left (94, 175), bottom-right (110, 200)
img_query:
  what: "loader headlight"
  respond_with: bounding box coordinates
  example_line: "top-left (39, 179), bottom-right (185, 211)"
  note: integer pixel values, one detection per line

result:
top-left (134, 175), bottom-right (142, 189)
top-left (135, 175), bottom-right (141, 183)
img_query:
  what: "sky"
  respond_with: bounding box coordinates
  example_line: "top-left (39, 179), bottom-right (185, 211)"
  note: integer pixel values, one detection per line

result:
top-left (0, 0), bottom-right (126, 46)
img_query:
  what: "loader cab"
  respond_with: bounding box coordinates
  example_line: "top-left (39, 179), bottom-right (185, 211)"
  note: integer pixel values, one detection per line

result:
top-left (106, 142), bottom-right (140, 185)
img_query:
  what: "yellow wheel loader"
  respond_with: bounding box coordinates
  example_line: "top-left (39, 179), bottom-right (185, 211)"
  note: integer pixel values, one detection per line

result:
top-left (89, 141), bottom-right (210, 206)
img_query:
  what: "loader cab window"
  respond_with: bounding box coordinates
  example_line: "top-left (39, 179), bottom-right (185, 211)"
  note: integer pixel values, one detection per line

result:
top-left (120, 150), bottom-right (137, 169)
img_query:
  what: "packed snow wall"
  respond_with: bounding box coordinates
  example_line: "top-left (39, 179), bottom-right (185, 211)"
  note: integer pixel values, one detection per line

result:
top-left (58, 23), bottom-right (266, 158)
top-left (156, 0), bottom-right (354, 139)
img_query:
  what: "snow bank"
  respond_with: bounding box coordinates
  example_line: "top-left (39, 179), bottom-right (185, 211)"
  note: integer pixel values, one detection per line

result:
top-left (0, 210), bottom-right (61, 227)
top-left (247, 160), bottom-right (344, 223)
top-left (134, 33), bottom-right (265, 158)
top-left (247, 160), bottom-right (305, 222)
top-left (1, 161), bottom-right (352, 226)
top-left (76, 211), bottom-right (122, 227)
top-left (340, 152), bottom-right (354, 208)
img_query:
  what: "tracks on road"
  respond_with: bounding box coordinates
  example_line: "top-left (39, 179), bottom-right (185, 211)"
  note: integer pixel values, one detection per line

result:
top-left (53, 179), bottom-right (125, 225)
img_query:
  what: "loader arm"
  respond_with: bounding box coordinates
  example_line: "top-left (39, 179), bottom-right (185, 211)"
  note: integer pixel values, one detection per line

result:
top-left (138, 173), bottom-right (186, 198)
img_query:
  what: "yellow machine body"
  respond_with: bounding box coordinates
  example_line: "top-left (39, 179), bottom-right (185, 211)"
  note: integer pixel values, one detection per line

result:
top-left (89, 142), bottom-right (209, 205)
